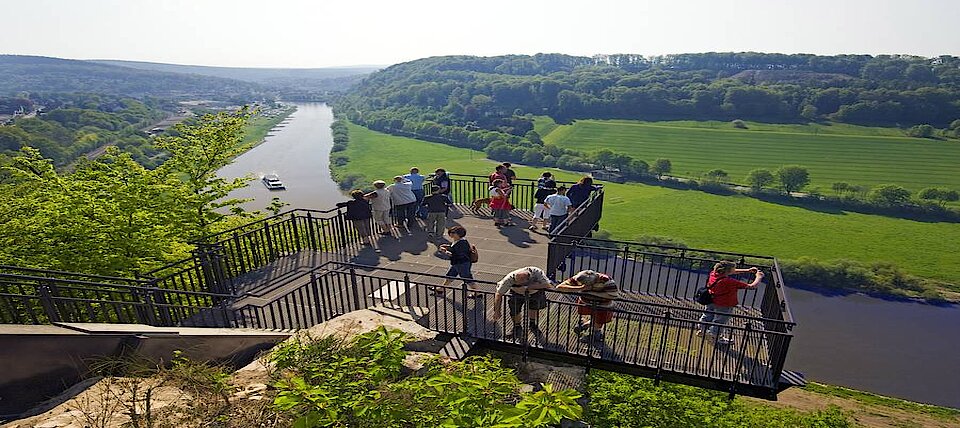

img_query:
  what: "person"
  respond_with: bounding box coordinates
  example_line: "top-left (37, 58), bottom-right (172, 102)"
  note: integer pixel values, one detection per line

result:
top-left (544, 186), bottom-right (573, 233)
top-left (530, 172), bottom-right (557, 230)
top-left (366, 180), bottom-right (392, 236)
top-left (404, 167), bottom-right (428, 218)
top-left (422, 185), bottom-right (452, 243)
top-left (502, 162), bottom-right (516, 185)
top-left (488, 165), bottom-right (507, 185)
top-left (335, 190), bottom-right (374, 247)
top-left (698, 262), bottom-right (764, 345)
top-left (492, 266), bottom-right (553, 339)
top-left (555, 270), bottom-right (620, 340)
top-left (490, 178), bottom-right (513, 227)
top-left (388, 175), bottom-right (417, 228)
top-left (435, 226), bottom-right (474, 296)
top-left (432, 168), bottom-right (451, 196)
top-left (567, 176), bottom-right (602, 209)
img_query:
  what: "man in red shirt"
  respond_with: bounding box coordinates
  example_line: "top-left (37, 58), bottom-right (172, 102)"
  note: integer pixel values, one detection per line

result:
top-left (697, 261), bottom-right (764, 345)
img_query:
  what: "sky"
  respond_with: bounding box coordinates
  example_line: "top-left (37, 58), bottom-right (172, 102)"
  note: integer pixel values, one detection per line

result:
top-left (1, 0), bottom-right (958, 68)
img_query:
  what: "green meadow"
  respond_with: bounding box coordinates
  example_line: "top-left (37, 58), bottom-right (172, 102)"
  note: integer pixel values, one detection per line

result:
top-left (538, 117), bottom-right (960, 193)
top-left (336, 123), bottom-right (960, 284)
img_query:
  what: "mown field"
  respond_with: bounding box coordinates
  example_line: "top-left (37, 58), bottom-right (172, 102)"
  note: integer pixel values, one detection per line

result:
top-left (337, 123), bottom-right (960, 284)
top-left (537, 117), bottom-right (960, 193)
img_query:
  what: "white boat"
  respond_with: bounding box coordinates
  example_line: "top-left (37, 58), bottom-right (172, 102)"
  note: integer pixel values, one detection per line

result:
top-left (262, 174), bottom-right (286, 190)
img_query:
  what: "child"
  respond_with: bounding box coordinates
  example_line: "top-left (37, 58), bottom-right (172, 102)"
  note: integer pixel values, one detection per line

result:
top-left (435, 226), bottom-right (474, 296)
top-left (531, 172), bottom-right (556, 230)
top-left (490, 178), bottom-right (513, 227)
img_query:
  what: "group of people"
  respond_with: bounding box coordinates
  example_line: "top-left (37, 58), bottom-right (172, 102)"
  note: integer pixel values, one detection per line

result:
top-left (336, 166), bottom-right (757, 347)
top-left (336, 167), bottom-right (453, 246)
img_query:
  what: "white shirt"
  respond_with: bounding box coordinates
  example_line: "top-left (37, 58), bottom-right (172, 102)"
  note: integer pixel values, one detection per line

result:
top-left (496, 267), bottom-right (550, 294)
top-left (370, 188), bottom-right (391, 210)
top-left (544, 194), bottom-right (572, 216)
top-left (388, 181), bottom-right (417, 205)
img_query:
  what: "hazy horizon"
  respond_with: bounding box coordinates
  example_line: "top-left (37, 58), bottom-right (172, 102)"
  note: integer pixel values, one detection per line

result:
top-left (2, 0), bottom-right (959, 68)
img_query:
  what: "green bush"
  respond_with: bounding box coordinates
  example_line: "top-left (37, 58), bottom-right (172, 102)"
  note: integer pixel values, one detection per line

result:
top-left (586, 371), bottom-right (853, 428)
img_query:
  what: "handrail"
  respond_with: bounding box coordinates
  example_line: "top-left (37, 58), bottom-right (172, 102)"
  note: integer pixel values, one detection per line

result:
top-left (551, 235), bottom-right (778, 262)
top-left (0, 272), bottom-right (234, 298)
top-left (193, 208), bottom-right (343, 244)
top-left (0, 265), bottom-right (152, 284)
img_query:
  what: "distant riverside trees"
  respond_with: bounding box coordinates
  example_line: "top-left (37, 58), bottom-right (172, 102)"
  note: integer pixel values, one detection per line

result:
top-left (652, 158), bottom-right (672, 178)
top-left (745, 169), bottom-right (775, 191)
top-left (775, 166), bottom-right (811, 193)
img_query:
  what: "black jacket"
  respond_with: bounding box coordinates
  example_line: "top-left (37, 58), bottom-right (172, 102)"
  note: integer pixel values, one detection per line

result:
top-left (449, 239), bottom-right (471, 265)
top-left (336, 198), bottom-right (372, 220)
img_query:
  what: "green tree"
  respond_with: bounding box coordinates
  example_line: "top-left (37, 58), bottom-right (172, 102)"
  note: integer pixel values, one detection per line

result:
top-left (652, 158), bottom-right (672, 179)
top-left (906, 124), bottom-right (936, 138)
top-left (704, 169), bottom-right (728, 182)
top-left (832, 182), bottom-right (851, 196)
top-left (775, 165), bottom-right (810, 193)
top-left (155, 108), bottom-right (253, 232)
top-left (745, 169), bottom-right (774, 191)
top-left (917, 187), bottom-right (960, 206)
top-left (869, 184), bottom-right (912, 206)
top-left (800, 105), bottom-right (819, 121)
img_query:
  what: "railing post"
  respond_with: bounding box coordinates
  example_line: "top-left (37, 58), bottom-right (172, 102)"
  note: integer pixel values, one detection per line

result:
top-left (521, 289), bottom-right (530, 362)
top-left (349, 268), bottom-right (361, 311)
top-left (152, 288), bottom-right (173, 326)
top-left (232, 232), bottom-right (246, 275)
top-left (306, 212), bottom-right (317, 251)
top-left (471, 177), bottom-right (477, 205)
top-left (140, 289), bottom-right (159, 326)
top-left (654, 310), bottom-right (672, 385)
top-left (264, 222), bottom-right (276, 262)
top-left (404, 274), bottom-right (412, 309)
top-left (291, 212), bottom-right (301, 253)
top-left (38, 285), bottom-right (60, 323)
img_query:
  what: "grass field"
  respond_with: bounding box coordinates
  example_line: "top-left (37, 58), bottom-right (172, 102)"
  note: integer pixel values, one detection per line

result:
top-left (337, 123), bottom-right (960, 284)
top-left (538, 117), bottom-right (960, 193)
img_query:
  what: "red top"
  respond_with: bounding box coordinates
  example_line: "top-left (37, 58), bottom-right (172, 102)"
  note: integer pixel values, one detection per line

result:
top-left (707, 272), bottom-right (750, 307)
top-left (489, 172), bottom-right (507, 184)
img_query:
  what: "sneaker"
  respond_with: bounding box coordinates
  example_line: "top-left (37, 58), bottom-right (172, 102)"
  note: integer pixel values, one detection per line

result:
top-left (528, 225), bottom-right (537, 231)
top-left (696, 329), bottom-right (712, 337)
top-left (716, 337), bottom-right (734, 345)
top-left (506, 325), bottom-right (523, 340)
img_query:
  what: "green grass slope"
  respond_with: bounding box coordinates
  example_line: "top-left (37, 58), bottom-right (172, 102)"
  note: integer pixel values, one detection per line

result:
top-left (337, 123), bottom-right (960, 283)
top-left (539, 117), bottom-right (960, 192)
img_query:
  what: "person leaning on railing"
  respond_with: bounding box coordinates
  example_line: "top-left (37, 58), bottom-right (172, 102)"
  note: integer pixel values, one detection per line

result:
top-left (492, 266), bottom-right (553, 339)
top-left (335, 190), bottom-right (374, 247)
top-left (567, 176), bottom-right (602, 209)
top-left (554, 270), bottom-right (620, 341)
top-left (697, 261), bottom-right (764, 345)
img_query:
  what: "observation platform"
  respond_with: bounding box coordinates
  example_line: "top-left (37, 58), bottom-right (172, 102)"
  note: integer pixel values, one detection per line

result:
top-left (0, 174), bottom-right (800, 401)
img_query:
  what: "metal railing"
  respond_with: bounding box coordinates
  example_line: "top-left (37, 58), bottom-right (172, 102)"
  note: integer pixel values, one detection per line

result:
top-left (226, 261), bottom-right (793, 394)
top-left (546, 187), bottom-right (605, 279)
top-left (0, 270), bottom-right (234, 327)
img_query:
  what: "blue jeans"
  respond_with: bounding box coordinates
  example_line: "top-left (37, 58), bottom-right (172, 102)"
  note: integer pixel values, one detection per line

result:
top-left (549, 214), bottom-right (568, 233)
top-left (446, 262), bottom-right (473, 284)
top-left (412, 189), bottom-right (426, 218)
top-left (699, 304), bottom-right (733, 336)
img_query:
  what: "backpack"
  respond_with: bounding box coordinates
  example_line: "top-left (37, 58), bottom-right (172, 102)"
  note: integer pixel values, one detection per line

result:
top-left (695, 278), bottom-right (719, 305)
top-left (469, 245), bottom-right (479, 263)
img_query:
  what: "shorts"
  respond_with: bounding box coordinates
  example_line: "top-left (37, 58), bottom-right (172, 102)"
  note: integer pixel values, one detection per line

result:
top-left (373, 209), bottom-right (391, 225)
top-left (493, 208), bottom-right (510, 220)
top-left (508, 290), bottom-right (548, 317)
top-left (533, 203), bottom-right (548, 219)
top-left (577, 297), bottom-right (614, 324)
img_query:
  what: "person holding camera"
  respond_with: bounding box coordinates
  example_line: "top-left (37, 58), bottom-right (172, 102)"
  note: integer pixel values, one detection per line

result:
top-left (697, 261), bottom-right (764, 345)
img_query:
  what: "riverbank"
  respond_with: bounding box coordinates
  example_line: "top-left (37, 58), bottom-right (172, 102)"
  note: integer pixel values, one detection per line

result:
top-left (241, 105), bottom-right (297, 148)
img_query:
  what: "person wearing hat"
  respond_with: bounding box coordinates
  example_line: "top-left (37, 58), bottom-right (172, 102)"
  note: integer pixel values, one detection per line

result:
top-left (366, 180), bottom-right (392, 236)
top-left (555, 270), bottom-right (620, 341)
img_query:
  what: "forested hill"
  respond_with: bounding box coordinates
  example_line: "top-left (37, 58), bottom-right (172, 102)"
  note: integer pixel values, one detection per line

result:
top-left (93, 60), bottom-right (379, 98)
top-left (0, 55), bottom-right (265, 100)
top-left (340, 52), bottom-right (960, 131)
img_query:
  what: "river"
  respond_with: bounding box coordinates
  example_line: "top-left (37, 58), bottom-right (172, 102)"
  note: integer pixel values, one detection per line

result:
top-left (220, 103), bottom-right (960, 408)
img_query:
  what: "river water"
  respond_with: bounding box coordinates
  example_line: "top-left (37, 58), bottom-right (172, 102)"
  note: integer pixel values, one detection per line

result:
top-left (220, 103), bottom-right (960, 408)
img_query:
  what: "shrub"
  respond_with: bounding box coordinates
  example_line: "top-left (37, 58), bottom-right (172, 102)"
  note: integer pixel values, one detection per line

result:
top-left (731, 119), bottom-right (748, 129)
top-left (906, 124), bottom-right (936, 138)
top-left (745, 168), bottom-right (774, 191)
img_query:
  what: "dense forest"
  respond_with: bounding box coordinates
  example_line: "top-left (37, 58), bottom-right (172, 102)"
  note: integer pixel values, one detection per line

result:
top-left (338, 52), bottom-right (960, 140)
top-left (0, 93), bottom-right (170, 167)
top-left (0, 55), bottom-right (267, 101)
